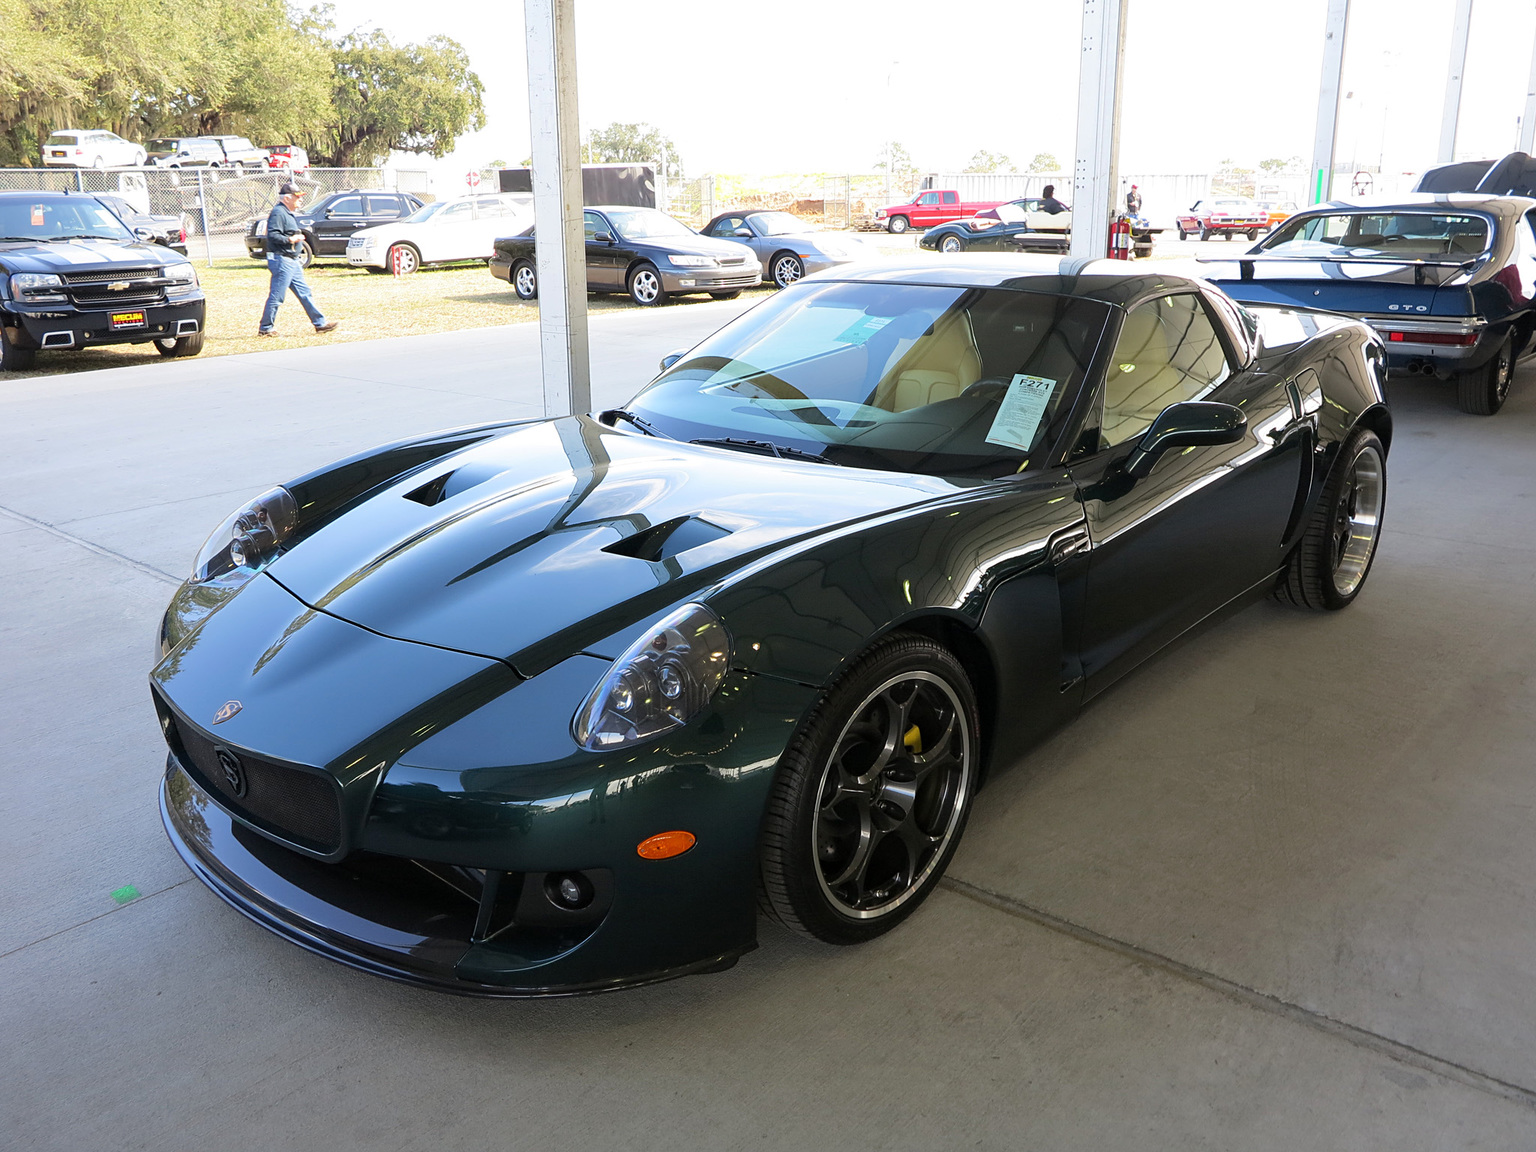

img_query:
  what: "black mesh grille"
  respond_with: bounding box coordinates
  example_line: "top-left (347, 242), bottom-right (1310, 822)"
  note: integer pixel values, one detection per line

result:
top-left (73, 289), bottom-right (165, 309)
top-left (61, 268), bottom-right (159, 285)
top-left (157, 698), bottom-right (343, 855)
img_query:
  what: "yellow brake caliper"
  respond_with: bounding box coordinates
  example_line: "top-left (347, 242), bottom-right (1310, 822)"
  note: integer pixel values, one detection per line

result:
top-left (903, 724), bottom-right (923, 755)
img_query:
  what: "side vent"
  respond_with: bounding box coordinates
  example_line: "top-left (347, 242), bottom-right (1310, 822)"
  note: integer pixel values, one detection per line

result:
top-left (603, 516), bottom-right (731, 562)
top-left (404, 472), bottom-right (453, 506)
top-left (403, 462), bottom-right (512, 507)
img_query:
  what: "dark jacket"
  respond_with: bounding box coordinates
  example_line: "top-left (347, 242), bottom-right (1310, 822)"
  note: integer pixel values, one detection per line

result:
top-left (265, 202), bottom-right (303, 257)
top-left (1041, 196), bottom-right (1069, 216)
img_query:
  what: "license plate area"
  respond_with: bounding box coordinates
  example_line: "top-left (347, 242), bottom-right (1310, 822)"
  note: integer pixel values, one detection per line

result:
top-left (110, 311), bottom-right (146, 331)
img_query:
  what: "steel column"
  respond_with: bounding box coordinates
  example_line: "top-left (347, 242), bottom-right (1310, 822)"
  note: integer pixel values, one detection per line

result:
top-left (524, 0), bottom-right (591, 417)
top-left (1069, 0), bottom-right (1128, 261)
top-left (1310, 0), bottom-right (1351, 205)
top-left (1520, 22), bottom-right (1536, 153)
top-left (1439, 0), bottom-right (1475, 163)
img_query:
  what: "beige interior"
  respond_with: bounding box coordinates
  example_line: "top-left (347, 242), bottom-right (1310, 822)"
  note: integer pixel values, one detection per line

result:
top-left (871, 313), bottom-right (982, 412)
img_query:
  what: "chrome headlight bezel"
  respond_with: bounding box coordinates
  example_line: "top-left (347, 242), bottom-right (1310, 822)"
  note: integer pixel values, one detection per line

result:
top-left (669, 254), bottom-right (718, 269)
top-left (190, 486), bottom-right (299, 585)
top-left (11, 272), bottom-right (66, 302)
top-left (573, 603), bottom-right (732, 752)
top-left (163, 261), bottom-right (198, 294)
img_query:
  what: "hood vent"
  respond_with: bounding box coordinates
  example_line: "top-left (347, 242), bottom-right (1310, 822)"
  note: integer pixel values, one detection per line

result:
top-left (603, 516), bottom-right (731, 562)
top-left (404, 462), bottom-right (515, 507)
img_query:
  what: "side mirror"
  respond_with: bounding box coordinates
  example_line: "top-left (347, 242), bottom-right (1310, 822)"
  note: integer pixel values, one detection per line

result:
top-left (593, 231), bottom-right (614, 243)
top-left (659, 349), bottom-right (686, 371)
top-left (734, 228), bottom-right (753, 238)
top-left (132, 226), bottom-right (154, 242)
top-left (1124, 401), bottom-right (1246, 479)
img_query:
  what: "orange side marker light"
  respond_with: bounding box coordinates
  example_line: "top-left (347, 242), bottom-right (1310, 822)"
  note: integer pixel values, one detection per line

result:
top-left (637, 830), bottom-right (696, 860)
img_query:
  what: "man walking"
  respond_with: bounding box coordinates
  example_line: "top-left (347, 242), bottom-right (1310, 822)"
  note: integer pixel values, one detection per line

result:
top-left (260, 181), bottom-right (338, 336)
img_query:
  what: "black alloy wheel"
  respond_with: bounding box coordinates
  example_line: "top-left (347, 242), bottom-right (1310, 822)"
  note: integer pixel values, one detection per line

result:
top-left (771, 252), bottom-right (805, 288)
top-left (758, 633), bottom-right (979, 944)
top-left (0, 324), bottom-right (37, 371)
top-left (627, 263), bottom-right (667, 306)
top-left (939, 234), bottom-right (964, 254)
top-left (887, 215), bottom-right (910, 234)
top-left (512, 260), bottom-right (538, 300)
top-left (1273, 428), bottom-right (1386, 611)
top-left (154, 332), bottom-right (205, 358)
top-left (1456, 333), bottom-right (1514, 416)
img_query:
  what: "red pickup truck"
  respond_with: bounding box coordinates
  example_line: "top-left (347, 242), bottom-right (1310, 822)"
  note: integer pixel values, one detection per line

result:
top-left (874, 189), bottom-right (1005, 233)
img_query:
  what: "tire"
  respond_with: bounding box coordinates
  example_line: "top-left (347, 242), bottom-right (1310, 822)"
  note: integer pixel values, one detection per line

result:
top-left (758, 632), bottom-right (980, 944)
top-left (1455, 333), bottom-right (1514, 415)
top-left (0, 324), bottom-right (37, 371)
top-left (1177, 226), bottom-right (1188, 240)
top-left (710, 290), bottom-right (743, 300)
top-left (1273, 428), bottom-right (1386, 611)
top-left (92, 155), bottom-right (105, 169)
top-left (1247, 229), bottom-right (1260, 240)
top-left (294, 239), bottom-right (313, 269)
top-left (771, 251), bottom-right (805, 288)
top-left (627, 263), bottom-right (666, 306)
top-left (1224, 232), bottom-right (1235, 241)
top-left (938, 234), bottom-right (964, 253)
top-left (386, 244), bottom-right (420, 275)
top-left (887, 215), bottom-right (910, 234)
top-left (153, 332), bottom-right (204, 358)
top-left (511, 260), bottom-right (538, 300)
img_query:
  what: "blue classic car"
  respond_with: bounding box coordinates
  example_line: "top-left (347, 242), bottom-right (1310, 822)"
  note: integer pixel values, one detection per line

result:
top-left (1199, 192), bottom-right (1534, 415)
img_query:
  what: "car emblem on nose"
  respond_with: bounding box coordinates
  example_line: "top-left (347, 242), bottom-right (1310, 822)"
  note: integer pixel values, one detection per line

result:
top-left (107, 280), bottom-right (130, 291)
top-left (215, 747), bottom-right (248, 798)
top-left (212, 699), bottom-right (242, 724)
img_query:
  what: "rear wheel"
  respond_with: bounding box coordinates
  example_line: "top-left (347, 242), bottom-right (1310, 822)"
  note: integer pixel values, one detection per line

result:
top-left (887, 215), bottom-right (910, 234)
top-left (627, 263), bottom-right (666, 306)
top-left (1247, 229), bottom-right (1260, 240)
top-left (154, 332), bottom-right (204, 358)
top-left (1177, 225), bottom-right (1188, 240)
top-left (1455, 334), bottom-right (1514, 415)
top-left (294, 239), bottom-right (312, 268)
top-left (0, 325), bottom-right (37, 371)
top-left (758, 633), bottom-right (979, 944)
top-left (1200, 226), bottom-right (1213, 241)
top-left (512, 260), bottom-right (538, 300)
top-left (1274, 428), bottom-right (1386, 610)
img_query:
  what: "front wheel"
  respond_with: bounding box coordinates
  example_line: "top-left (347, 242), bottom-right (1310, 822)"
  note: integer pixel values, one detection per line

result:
top-left (938, 234), bottom-right (964, 253)
top-left (1456, 334), bottom-right (1514, 415)
top-left (154, 332), bottom-right (204, 358)
top-left (1273, 428), bottom-right (1386, 611)
top-left (294, 239), bottom-right (313, 268)
top-left (627, 263), bottom-right (666, 306)
top-left (0, 324), bottom-right (37, 371)
top-left (386, 244), bottom-right (420, 275)
top-left (1177, 226), bottom-right (1188, 240)
top-left (511, 260), bottom-right (538, 300)
top-left (771, 252), bottom-right (805, 288)
top-left (887, 215), bottom-right (910, 234)
top-left (758, 633), bottom-right (979, 944)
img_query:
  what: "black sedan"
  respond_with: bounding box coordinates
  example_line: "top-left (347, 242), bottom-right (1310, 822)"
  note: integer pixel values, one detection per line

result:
top-left (491, 205), bottom-right (761, 305)
top-left (244, 190), bottom-right (425, 266)
top-left (1200, 190), bottom-right (1534, 415)
top-left (153, 257), bottom-right (1389, 996)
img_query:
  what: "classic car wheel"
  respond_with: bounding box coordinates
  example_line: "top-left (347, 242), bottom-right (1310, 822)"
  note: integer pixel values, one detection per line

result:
top-left (1247, 229), bottom-right (1260, 240)
top-left (939, 235), bottom-right (964, 253)
top-left (1200, 226), bottom-right (1213, 241)
top-left (512, 260), bottom-right (538, 300)
top-left (758, 633), bottom-right (978, 944)
top-left (887, 215), bottom-right (910, 234)
top-left (628, 264), bottom-right (667, 306)
top-left (1177, 226), bottom-right (1188, 240)
top-left (154, 332), bottom-right (204, 358)
top-left (0, 325), bottom-right (37, 371)
top-left (771, 252), bottom-right (804, 288)
top-left (1456, 334), bottom-right (1514, 416)
top-left (1274, 429), bottom-right (1386, 610)
top-left (386, 244), bottom-right (420, 275)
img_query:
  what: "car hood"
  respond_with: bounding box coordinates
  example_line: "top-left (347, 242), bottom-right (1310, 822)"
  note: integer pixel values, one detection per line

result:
top-left (640, 234), bottom-right (755, 260)
top-left (266, 416), bottom-right (960, 675)
top-left (0, 237), bottom-right (182, 273)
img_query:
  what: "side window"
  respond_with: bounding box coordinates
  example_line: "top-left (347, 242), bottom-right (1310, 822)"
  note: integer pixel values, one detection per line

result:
top-left (711, 216), bottom-right (745, 237)
top-left (942, 191), bottom-right (958, 204)
top-left (918, 191), bottom-right (941, 206)
top-left (364, 196), bottom-right (400, 218)
top-left (440, 202), bottom-right (471, 219)
top-left (328, 196), bottom-right (363, 215)
top-left (1100, 294), bottom-right (1232, 448)
top-left (584, 211), bottom-right (605, 240)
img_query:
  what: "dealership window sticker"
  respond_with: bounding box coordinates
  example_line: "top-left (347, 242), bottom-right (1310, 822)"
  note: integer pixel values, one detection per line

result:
top-left (985, 374), bottom-right (1059, 452)
top-left (834, 314), bottom-right (893, 345)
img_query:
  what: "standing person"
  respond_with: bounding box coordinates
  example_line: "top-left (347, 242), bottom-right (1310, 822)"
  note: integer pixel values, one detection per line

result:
top-left (1040, 184), bottom-right (1070, 215)
top-left (1126, 184), bottom-right (1143, 216)
top-left (259, 181), bottom-right (338, 337)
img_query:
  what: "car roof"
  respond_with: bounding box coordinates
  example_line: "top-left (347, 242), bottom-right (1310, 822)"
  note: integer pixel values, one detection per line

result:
top-left (822, 256), bottom-right (1207, 307)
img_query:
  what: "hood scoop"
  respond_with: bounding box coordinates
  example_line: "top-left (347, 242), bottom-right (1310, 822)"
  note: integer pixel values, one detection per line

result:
top-left (603, 516), bottom-right (732, 563)
top-left (404, 461), bottom-right (516, 507)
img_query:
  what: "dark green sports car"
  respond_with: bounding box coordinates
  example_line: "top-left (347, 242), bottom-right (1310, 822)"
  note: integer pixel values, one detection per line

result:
top-left (154, 257), bottom-right (1391, 996)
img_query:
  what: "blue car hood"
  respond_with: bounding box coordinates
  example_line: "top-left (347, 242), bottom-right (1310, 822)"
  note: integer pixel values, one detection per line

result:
top-left (267, 416), bottom-right (958, 673)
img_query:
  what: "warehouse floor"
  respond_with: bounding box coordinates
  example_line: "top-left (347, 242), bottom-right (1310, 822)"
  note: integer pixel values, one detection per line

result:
top-left (4, 306), bottom-right (1536, 1149)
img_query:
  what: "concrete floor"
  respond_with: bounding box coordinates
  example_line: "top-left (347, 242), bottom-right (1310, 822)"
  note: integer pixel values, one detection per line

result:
top-left (4, 304), bottom-right (1536, 1149)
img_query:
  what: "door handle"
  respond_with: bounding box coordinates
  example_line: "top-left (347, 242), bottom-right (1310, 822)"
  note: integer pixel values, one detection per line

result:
top-left (1048, 522), bottom-right (1091, 565)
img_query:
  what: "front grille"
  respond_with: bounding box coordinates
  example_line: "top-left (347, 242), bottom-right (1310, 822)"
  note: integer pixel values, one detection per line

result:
top-left (708, 274), bottom-right (759, 288)
top-left (157, 696), bottom-right (343, 855)
top-left (72, 289), bottom-right (164, 309)
top-left (62, 267), bottom-right (159, 285)
top-left (717, 255), bottom-right (747, 266)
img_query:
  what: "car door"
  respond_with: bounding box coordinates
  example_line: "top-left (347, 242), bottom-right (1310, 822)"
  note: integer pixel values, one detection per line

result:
top-left (912, 191), bottom-right (944, 226)
top-left (1067, 291), bottom-right (1309, 694)
top-left (940, 191), bottom-right (960, 220)
top-left (585, 210), bottom-right (624, 288)
top-left (312, 194), bottom-right (365, 254)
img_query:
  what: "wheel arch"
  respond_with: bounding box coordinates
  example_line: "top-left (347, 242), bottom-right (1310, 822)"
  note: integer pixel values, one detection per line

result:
top-left (889, 612), bottom-right (1000, 783)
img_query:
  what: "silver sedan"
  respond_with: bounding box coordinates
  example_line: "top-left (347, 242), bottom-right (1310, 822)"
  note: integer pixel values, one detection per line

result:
top-left (699, 210), bottom-right (868, 289)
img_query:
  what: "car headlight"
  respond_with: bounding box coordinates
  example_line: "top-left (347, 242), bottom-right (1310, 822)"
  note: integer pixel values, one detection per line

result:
top-left (10, 272), bottom-right (66, 301)
top-left (669, 254), bottom-right (718, 268)
top-left (190, 486), bottom-right (298, 584)
top-left (573, 603), bottom-right (732, 751)
top-left (163, 262), bottom-right (197, 293)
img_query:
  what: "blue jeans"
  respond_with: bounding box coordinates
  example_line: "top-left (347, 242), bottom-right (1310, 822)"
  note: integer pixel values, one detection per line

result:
top-left (260, 254), bottom-right (327, 331)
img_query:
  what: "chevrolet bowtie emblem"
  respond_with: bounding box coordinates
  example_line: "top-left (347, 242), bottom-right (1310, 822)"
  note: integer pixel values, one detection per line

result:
top-left (107, 281), bottom-right (130, 291)
top-left (212, 700), bottom-right (243, 724)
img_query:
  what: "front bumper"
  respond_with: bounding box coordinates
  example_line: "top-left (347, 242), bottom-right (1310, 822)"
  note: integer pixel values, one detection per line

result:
top-left (3, 297), bottom-right (204, 351)
top-left (346, 244), bottom-right (386, 269)
top-left (658, 265), bottom-right (761, 293)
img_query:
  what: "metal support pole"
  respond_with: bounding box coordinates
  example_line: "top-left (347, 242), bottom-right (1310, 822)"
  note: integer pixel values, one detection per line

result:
top-left (1520, 21), bottom-right (1536, 153)
top-left (1439, 0), bottom-right (1474, 163)
top-left (524, 0), bottom-right (590, 417)
top-left (197, 170), bottom-right (213, 268)
top-left (1310, 0), bottom-right (1350, 205)
top-left (1069, 0), bottom-right (1127, 261)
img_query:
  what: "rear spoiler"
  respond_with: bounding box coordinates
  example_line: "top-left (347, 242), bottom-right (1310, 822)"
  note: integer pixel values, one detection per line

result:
top-left (1196, 253), bottom-right (1479, 286)
top-left (1414, 150), bottom-right (1536, 196)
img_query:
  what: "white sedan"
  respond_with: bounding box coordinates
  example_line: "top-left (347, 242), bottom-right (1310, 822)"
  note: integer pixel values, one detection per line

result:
top-left (346, 193), bottom-right (532, 274)
top-left (42, 130), bottom-right (146, 169)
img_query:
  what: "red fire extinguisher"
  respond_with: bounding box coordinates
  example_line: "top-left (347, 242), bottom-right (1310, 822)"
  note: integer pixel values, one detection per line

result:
top-left (1108, 215), bottom-right (1133, 260)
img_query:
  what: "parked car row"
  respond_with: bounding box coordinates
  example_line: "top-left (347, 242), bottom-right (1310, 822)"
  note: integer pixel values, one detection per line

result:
top-left (245, 190), bottom-right (426, 266)
top-left (39, 129), bottom-right (308, 171)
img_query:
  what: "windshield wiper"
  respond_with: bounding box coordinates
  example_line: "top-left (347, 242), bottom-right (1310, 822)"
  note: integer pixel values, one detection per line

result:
top-left (47, 233), bottom-right (122, 242)
top-left (689, 436), bottom-right (842, 465)
top-left (600, 408), bottom-right (672, 438)
top-left (0, 236), bottom-right (40, 242)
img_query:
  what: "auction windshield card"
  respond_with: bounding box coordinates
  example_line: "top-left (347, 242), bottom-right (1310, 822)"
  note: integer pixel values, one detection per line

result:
top-left (834, 314), bottom-right (893, 345)
top-left (985, 375), bottom-right (1058, 452)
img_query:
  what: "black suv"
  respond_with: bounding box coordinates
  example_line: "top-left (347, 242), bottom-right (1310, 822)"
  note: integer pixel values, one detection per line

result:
top-left (244, 189), bottom-right (424, 265)
top-left (0, 191), bottom-right (206, 371)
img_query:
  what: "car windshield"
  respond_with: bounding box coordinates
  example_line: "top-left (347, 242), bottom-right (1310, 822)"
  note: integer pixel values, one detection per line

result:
top-left (626, 281), bottom-right (1111, 479)
top-left (0, 198), bottom-right (133, 241)
top-left (404, 201), bottom-right (448, 222)
top-left (1262, 211), bottom-right (1490, 259)
top-left (605, 207), bottom-right (695, 240)
top-left (753, 211), bottom-right (814, 236)
top-left (147, 139), bottom-right (181, 153)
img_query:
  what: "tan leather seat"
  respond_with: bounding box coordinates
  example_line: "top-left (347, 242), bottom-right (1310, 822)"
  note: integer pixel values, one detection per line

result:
top-left (873, 313), bottom-right (982, 412)
top-left (1103, 309), bottom-right (1175, 444)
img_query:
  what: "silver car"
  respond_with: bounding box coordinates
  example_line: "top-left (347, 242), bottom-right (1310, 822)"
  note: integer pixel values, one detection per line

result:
top-left (700, 210), bottom-right (867, 289)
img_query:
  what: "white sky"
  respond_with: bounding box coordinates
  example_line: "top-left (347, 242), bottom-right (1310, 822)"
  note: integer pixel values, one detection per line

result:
top-left (321, 0), bottom-right (1536, 187)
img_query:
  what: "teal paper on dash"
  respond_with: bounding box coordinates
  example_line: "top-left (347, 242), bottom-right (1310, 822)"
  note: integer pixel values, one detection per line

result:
top-left (110, 885), bottom-right (141, 904)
